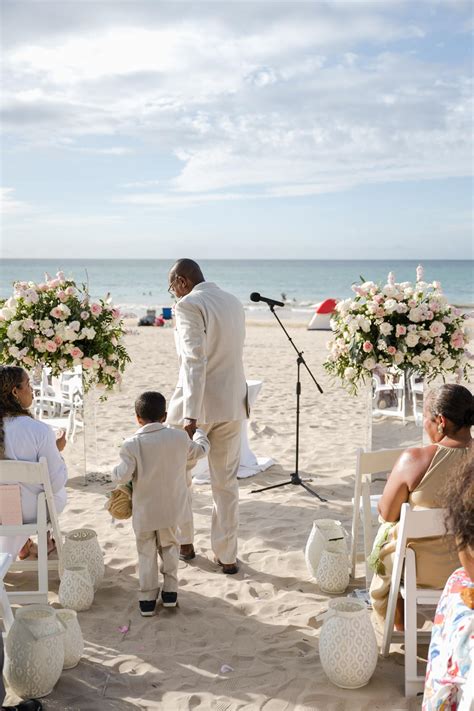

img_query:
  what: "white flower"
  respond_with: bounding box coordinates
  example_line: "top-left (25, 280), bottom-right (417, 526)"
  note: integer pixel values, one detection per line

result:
top-left (363, 357), bottom-right (376, 370)
top-left (383, 299), bottom-right (398, 313)
top-left (430, 321), bottom-right (446, 337)
top-left (24, 288), bottom-right (39, 304)
top-left (357, 316), bottom-right (371, 333)
top-left (382, 285), bottom-right (399, 298)
top-left (420, 349), bottom-right (434, 362)
top-left (396, 302), bottom-right (408, 314)
top-left (6, 297), bottom-right (17, 309)
top-left (430, 357), bottom-right (441, 369)
top-left (442, 356), bottom-right (456, 369)
top-left (408, 307), bottom-right (423, 322)
top-left (80, 327), bottom-right (96, 340)
top-left (394, 351), bottom-right (404, 366)
top-left (377, 339), bottom-right (387, 350)
top-left (0, 307), bottom-right (15, 321)
top-left (344, 367), bottom-right (356, 380)
top-left (7, 321), bottom-right (23, 344)
top-left (379, 322), bottom-right (393, 336)
top-left (406, 333), bottom-right (419, 347)
top-left (412, 355), bottom-right (421, 366)
top-left (69, 320), bottom-right (81, 331)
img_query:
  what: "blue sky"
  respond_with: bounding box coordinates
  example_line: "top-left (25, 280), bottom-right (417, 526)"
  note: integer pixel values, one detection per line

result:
top-left (1, 0), bottom-right (473, 259)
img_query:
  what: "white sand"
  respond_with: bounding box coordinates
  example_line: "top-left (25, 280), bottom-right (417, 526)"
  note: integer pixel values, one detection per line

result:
top-left (5, 322), bottom-right (425, 710)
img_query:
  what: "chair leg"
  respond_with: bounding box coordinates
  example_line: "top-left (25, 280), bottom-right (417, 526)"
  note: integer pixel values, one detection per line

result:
top-left (404, 549), bottom-right (422, 696)
top-left (0, 585), bottom-right (14, 632)
top-left (37, 494), bottom-right (49, 601)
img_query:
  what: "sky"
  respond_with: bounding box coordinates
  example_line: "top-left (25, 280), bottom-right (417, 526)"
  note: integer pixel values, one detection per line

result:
top-left (1, 0), bottom-right (473, 260)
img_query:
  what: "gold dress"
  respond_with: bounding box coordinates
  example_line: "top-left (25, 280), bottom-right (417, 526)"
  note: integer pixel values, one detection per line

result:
top-left (369, 444), bottom-right (469, 623)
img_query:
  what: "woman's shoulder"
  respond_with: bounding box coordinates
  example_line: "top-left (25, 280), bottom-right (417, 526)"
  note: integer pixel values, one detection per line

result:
top-left (5, 415), bottom-right (53, 438)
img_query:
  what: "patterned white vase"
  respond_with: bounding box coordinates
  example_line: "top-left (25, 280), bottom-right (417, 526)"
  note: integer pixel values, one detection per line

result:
top-left (59, 566), bottom-right (94, 611)
top-left (316, 545), bottom-right (350, 594)
top-left (5, 605), bottom-right (65, 698)
top-left (62, 528), bottom-right (104, 591)
top-left (56, 609), bottom-right (84, 669)
top-left (319, 598), bottom-right (378, 688)
top-left (305, 519), bottom-right (347, 579)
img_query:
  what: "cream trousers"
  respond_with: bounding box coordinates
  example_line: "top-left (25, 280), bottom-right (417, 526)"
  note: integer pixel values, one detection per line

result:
top-left (179, 420), bottom-right (241, 564)
top-left (135, 527), bottom-right (179, 600)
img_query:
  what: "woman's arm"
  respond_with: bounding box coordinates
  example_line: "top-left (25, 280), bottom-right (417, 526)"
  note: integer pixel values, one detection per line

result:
top-left (378, 446), bottom-right (435, 522)
top-left (37, 425), bottom-right (68, 494)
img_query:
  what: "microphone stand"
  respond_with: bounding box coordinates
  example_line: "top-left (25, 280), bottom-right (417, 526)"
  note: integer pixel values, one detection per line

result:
top-left (251, 304), bottom-right (327, 502)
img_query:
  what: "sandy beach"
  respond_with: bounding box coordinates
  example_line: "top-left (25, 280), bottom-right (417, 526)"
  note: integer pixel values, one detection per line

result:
top-left (4, 320), bottom-right (428, 710)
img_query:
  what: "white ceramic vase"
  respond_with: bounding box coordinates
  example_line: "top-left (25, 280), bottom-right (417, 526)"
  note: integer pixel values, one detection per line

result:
top-left (316, 545), bottom-right (350, 594)
top-left (305, 519), bottom-right (347, 579)
top-left (63, 528), bottom-right (104, 591)
top-left (59, 565), bottom-right (94, 611)
top-left (5, 605), bottom-right (65, 698)
top-left (56, 609), bottom-right (84, 669)
top-left (319, 598), bottom-right (378, 689)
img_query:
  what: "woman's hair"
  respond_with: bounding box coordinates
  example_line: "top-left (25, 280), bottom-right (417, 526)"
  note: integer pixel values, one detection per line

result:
top-left (444, 454), bottom-right (474, 552)
top-left (0, 365), bottom-right (32, 458)
top-left (426, 383), bottom-right (474, 431)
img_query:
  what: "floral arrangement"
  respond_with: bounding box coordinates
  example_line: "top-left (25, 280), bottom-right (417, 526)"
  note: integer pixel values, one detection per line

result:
top-left (323, 267), bottom-right (472, 394)
top-left (0, 271), bottom-right (130, 392)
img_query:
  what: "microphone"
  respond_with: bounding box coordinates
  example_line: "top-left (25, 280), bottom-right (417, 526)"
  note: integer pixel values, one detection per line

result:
top-left (250, 292), bottom-right (285, 308)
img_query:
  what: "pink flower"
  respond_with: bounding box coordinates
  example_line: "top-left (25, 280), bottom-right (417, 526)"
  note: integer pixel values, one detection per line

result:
top-left (22, 355), bottom-right (35, 367)
top-left (54, 335), bottom-right (63, 346)
top-left (37, 282), bottom-right (48, 292)
top-left (373, 295), bottom-right (384, 304)
top-left (362, 341), bottom-right (373, 353)
top-left (48, 278), bottom-right (60, 288)
top-left (375, 307), bottom-right (385, 318)
top-left (65, 286), bottom-right (76, 296)
top-left (80, 310), bottom-right (89, 320)
top-left (451, 332), bottom-right (465, 349)
top-left (430, 321), bottom-right (446, 337)
top-left (56, 271), bottom-right (66, 282)
top-left (90, 303), bottom-right (102, 316)
top-left (57, 290), bottom-right (68, 302)
top-left (111, 308), bottom-right (121, 319)
top-left (70, 347), bottom-right (83, 359)
top-left (396, 325), bottom-right (407, 337)
top-left (82, 357), bottom-right (94, 369)
top-left (45, 341), bottom-right (57, 353)
top-left (387, 346), bottom-right (397, 355)
top-left (50, 307), bottom-right (63, 319)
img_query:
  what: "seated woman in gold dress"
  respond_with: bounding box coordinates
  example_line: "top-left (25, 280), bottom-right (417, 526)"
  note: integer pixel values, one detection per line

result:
top-left (369, 383), bottom-right (473, 630)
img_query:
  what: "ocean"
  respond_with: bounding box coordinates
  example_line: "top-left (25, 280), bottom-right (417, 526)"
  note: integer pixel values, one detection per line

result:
top-left (1, 259), bottom-right (472, 319)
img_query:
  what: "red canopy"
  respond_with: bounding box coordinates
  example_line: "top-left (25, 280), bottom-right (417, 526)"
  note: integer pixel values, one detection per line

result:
top-left (315, 298), bottom-right (337, 314)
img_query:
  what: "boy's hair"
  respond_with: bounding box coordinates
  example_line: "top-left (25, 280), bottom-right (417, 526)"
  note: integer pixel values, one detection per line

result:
top-left (135, 391), bottom-right (166, 422)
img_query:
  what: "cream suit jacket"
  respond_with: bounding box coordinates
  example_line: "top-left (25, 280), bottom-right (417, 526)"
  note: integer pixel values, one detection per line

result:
top-left (112, 423), bottom-right (209, 534)
top-left (167, 282), bottom-right (247, 425)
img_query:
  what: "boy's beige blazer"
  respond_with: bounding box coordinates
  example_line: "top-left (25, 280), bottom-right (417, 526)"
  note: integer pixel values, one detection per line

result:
top-left (112, 423), bottom-right (209, 534)
top-left (167, 282), bottom-right (247, 424)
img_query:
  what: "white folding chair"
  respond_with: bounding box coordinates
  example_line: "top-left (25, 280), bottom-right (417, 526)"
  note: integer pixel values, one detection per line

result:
top-left (0, 457), bottom-right (63, 604)
top-left (372, 370), bottom-right (406, 419)
top-left (351, 447), bottom-right (404, 585)
top-left (0, 552), bottom-right (14, 633)
top-left (382, 504), bottom-right (447, 696)
top-left (410, 374), bottom-right (424, 426)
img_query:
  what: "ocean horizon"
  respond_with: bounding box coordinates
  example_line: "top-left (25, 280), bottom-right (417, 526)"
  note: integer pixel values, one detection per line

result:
top-left (1, 259), bottom-right (472, 318)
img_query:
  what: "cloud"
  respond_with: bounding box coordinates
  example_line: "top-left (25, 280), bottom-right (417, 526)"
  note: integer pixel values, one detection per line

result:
top-left (0, 187), bottom-right (30, 215)
top-left (1, 1), bottom-right (472, 206)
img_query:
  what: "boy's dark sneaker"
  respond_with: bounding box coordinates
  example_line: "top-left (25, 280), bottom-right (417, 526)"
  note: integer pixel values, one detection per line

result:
top-left (139, 600), bottom-right (156, 616)
top-left (161, 591), bottom-right (178, 608)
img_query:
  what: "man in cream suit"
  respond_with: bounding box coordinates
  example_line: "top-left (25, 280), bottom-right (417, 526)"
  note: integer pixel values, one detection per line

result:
top-left (167, 259), bottom-right (247, 574)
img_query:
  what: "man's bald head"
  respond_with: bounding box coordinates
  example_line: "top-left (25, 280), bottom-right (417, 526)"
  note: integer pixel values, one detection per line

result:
top-left (169, 259), bottom-right (204, 286)
top-left (168, 259), bottom-right (205, 298)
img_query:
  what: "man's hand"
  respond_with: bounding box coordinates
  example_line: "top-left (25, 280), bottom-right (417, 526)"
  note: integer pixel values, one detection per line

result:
top-left (56, 429), bottom-right (67, 452)
top-left (184, 418), bottom-right (197, 439)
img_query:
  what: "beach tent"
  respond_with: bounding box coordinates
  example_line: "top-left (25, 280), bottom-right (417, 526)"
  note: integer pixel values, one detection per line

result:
top-left (307, 298), bottom-right (338, 330)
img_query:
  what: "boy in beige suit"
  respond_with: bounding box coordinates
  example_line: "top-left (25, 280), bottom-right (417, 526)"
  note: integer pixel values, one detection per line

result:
top-left (112, 391), bottom-right (209, 616)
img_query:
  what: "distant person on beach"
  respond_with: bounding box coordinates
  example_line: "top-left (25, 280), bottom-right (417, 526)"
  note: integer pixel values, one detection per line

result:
top-left (369, 384), bottom-right (473, 631)
top-left (112, 391), bottom-right (209, 615)
top-left (166, 259), bottom-right (247, 574)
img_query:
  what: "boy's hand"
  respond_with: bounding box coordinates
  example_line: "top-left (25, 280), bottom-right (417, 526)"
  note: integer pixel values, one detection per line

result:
top-left (56, 429), bottom-right (67, 452)
top-left (184, 418), bottom-right (197, 438)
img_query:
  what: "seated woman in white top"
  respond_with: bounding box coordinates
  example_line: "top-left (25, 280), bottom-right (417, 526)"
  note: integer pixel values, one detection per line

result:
top-left (0, 365), bottom-right (68, 559)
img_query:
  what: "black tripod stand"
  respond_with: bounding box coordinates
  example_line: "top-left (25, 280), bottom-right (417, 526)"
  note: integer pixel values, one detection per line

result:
top-left (251, 304), bottom-right (327, 502)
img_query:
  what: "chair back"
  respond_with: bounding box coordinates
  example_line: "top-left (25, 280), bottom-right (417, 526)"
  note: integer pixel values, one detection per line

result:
top-left (0, 457), bottom-right (63, 560)
top-left (358, 447), bottom-right (403, 477)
